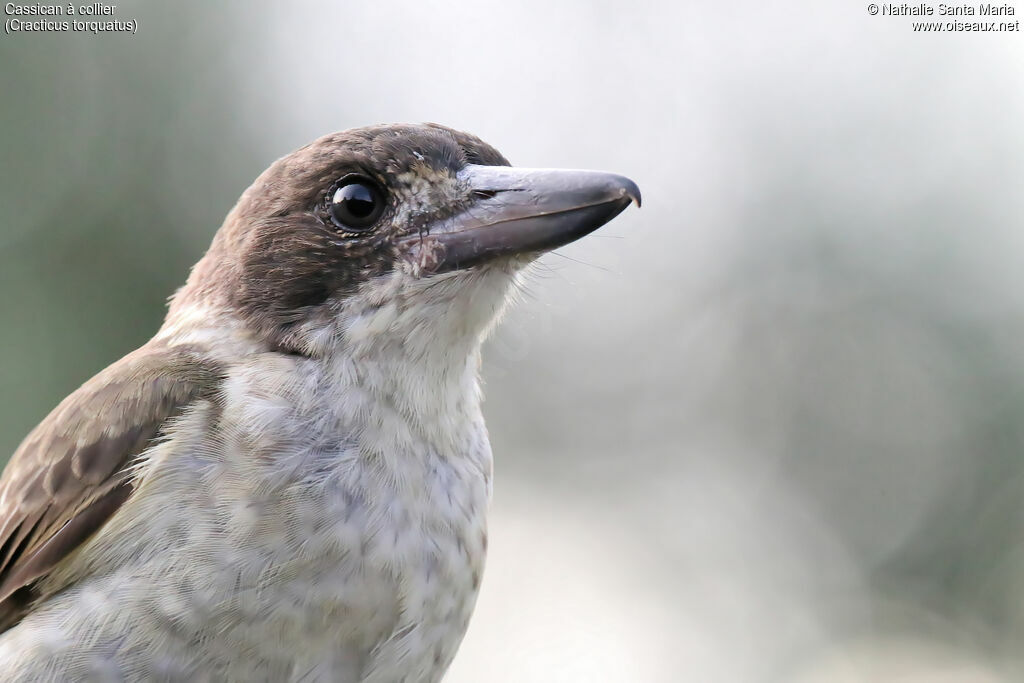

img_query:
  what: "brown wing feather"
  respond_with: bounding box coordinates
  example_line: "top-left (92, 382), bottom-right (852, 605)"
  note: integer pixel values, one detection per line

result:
top-left (0, 344), bottom-right (223, 632)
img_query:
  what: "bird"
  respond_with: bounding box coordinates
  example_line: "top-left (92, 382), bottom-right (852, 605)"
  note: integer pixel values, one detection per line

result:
top-left (0, 123), bottom-right (639, 681)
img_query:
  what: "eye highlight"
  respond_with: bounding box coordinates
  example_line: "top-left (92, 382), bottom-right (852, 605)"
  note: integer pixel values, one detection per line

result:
top-left (327, 175), bottom-right (386, 232)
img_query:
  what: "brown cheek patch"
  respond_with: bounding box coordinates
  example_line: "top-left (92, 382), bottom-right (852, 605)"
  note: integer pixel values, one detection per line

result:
top-left (231, 215), bottom-right (403, 346)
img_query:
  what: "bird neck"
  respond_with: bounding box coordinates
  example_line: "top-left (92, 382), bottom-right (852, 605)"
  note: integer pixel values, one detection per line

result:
top-left (159, 265), bottom-right (518, 431)
top-left (329, 267), bottom-right (517, 425)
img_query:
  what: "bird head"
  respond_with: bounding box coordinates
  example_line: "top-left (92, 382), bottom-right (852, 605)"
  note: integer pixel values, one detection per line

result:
top-left (168, 123), bottom-right (640, 357)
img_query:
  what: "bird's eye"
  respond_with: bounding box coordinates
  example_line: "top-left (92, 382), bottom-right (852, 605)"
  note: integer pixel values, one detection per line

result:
top-left (328, 175), bottom-right (386, 232)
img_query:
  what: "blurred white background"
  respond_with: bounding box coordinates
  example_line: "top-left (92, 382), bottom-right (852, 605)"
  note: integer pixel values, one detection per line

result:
top-left (2, 1), bottom-right (1024, 680)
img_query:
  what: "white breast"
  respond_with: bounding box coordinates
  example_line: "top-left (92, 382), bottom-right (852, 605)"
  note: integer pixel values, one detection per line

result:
top-left (0, 347), bottom-right (493, 682)
top-left (0, 267), bottom-right (518, 682)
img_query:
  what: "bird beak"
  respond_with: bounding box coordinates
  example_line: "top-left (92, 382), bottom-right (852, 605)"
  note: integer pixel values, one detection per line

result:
top-left (401, 164), bottom-right (641, 273)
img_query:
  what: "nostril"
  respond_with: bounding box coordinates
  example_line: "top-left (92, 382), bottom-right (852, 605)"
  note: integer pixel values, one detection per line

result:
top-left (470, 189), bottom-right (525, 200)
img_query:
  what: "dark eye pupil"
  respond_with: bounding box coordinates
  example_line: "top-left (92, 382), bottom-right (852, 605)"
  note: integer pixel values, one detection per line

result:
top-left (334, 184), bottom-right (375, 218)
top-left (329, 178), bottom-right (384, 231)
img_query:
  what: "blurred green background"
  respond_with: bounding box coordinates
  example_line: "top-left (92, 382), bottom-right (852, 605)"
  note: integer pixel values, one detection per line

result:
top-left (3, 2), bottom-right (1024, 680)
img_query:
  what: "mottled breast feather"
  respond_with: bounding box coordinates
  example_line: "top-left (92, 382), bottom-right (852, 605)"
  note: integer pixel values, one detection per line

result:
top-left (0, 345), bottom-right (223, 632)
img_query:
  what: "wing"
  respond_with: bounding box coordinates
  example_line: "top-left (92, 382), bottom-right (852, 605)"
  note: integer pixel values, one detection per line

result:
top-left (0, 344), bottom-right (223, 632)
